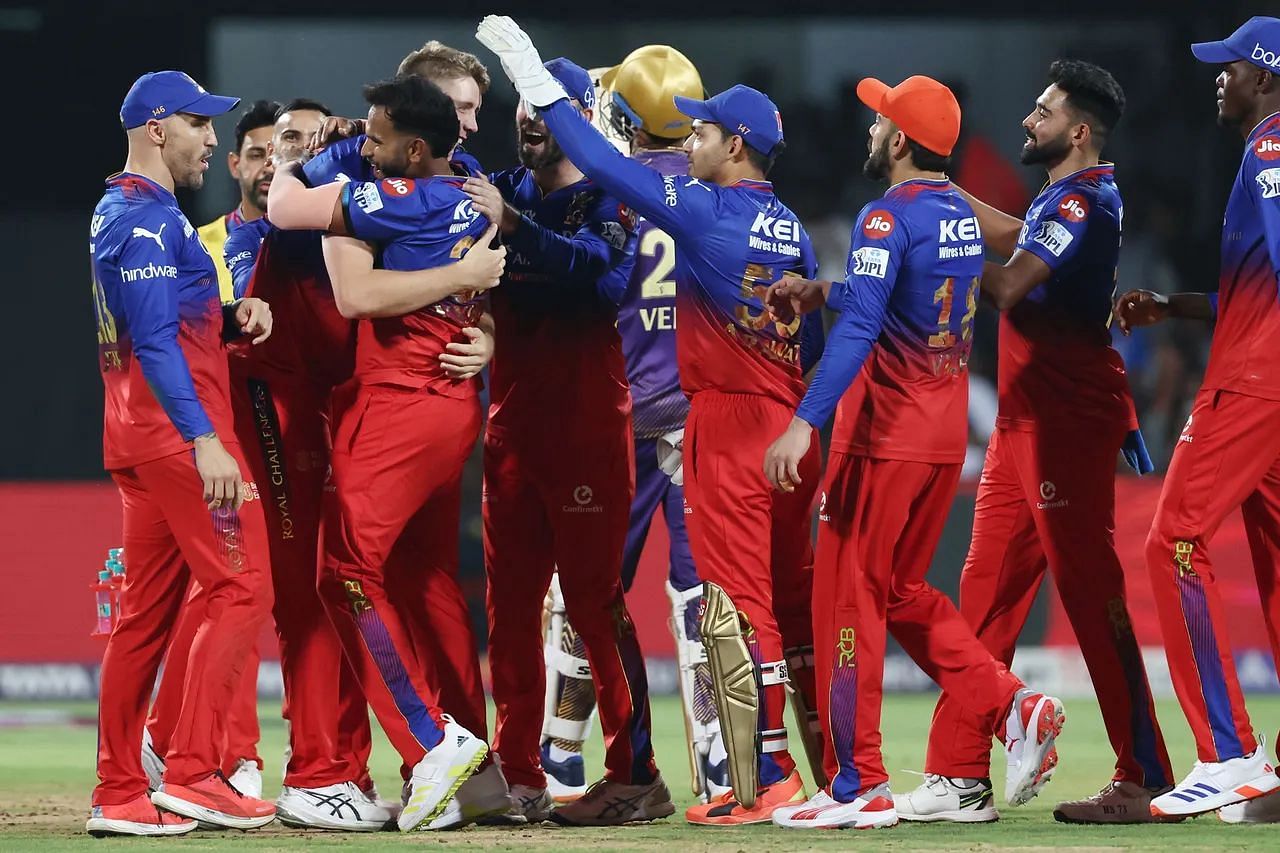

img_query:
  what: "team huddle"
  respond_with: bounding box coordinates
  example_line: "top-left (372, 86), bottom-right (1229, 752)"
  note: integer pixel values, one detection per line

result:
top-left (84, 11), bottom-right (1280, 838)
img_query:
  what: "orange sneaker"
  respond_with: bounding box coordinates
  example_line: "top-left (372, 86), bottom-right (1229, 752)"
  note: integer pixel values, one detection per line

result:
top-left (86, 793), bottom-right (198, 837)
top-left (151, 770), bottom-right (276, 830)
top-left (685, 769), bottom-right (806, 826)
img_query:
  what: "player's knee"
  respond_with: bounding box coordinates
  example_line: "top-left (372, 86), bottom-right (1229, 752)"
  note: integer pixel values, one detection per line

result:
top-left (1145, 527), bottom-right (1198, 583)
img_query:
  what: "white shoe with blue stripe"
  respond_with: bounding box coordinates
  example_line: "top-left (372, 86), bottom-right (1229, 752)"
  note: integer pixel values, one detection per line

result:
top-left (1151, 734), bottom-right (1280, 818)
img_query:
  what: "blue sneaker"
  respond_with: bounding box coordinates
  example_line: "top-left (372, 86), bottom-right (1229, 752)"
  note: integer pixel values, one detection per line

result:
top-left (541, 741), bottom-right (587, 802)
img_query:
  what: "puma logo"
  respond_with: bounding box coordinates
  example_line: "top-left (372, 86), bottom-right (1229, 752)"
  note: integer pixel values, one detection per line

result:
top-left (131, 222), bottom-right (167, 249)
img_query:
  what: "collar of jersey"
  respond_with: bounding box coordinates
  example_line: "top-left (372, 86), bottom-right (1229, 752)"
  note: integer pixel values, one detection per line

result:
top-left (108, 171), bottom-right (176, 203)
top-left (1042, 162), bottom-right (1114, 192)
top-left (885, 177), bottom-right (950, 197)
top-left (1246, 111), bottom-right (1280, 143)
top-left (732, 178), bottom-right (773, 192)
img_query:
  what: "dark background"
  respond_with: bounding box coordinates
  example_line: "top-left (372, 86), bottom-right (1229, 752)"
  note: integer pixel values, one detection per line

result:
top-left (1, 0), bottom-right (1269, 479)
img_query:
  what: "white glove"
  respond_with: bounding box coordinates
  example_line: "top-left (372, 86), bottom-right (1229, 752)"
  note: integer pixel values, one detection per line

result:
top-left (657, 428), bottom-right (685, 487)
top-left (475, 15), bottom-right (568, 109)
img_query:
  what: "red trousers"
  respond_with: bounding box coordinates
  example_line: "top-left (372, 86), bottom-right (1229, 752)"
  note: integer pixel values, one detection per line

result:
top-left (926, 426), bottom-right (1172, 786)
top-left (484, 422), bottom-right (656, 789)
top-left (683, 391), bottom-right (820, 787)
top-left (320, 383), bottom-right (483, 771)
top-left (95, 449), bottom-right (272, 805)
top-left (146, 580), bottom-right (261, 776)
top-left (1147, 389), bottom-right (1280, 762)
top-left (815, 452), bottom-right (1022, 799)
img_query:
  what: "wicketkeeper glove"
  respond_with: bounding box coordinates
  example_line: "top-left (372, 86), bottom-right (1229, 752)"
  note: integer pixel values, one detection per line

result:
top-left (476, 16), bottom-right (570, 108)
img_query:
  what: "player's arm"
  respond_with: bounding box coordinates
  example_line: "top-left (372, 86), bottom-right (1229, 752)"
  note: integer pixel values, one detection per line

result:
top-left (1114, 290), bottom-right (1215, 333)
top-left (987, 189), bottom-right (1095, 310)
top-left (1252, 148), bottom-right (1280, 301)
top-left (476, 16), bottom-right (715, 234)
top-left (223, 223), bottom-right (263, 299)
top-left (953, 184), bottom-right (1023, 258)
top-left (978, 252), bottom-right (1052, 311)
top-left (797, 234), bottom-right (826, 376)
top-left (320, 223), bottom-right (504, 319)
top-left (465, 176), bottom-right (632, 284)
top-left (115, 213), bottom-right (244, 508)
top-left (764, 217), bottom-right (904, 490)
top-left (266, 161), bottom-right (349, 234)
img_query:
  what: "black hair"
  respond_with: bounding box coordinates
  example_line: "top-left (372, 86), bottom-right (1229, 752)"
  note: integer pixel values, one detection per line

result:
top-left (362, 75), bottom-right (459, 159)
top-left (274, 98), bottom-right (332, 121)
top-left (234, 100), bottom-right (282, 152)
top-left (906, 137), bottom-right (951, 172)
top-left (1047, 59), bottom-right (1126, 145)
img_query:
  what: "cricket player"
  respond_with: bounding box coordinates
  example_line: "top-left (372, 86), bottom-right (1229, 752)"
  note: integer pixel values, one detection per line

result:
top-left (217, 98), bottom-right (399, 830)
top-left (761, 75), bottom-right (1060, 831)
top-left (534, 45), bottom-right (732, 807)
top-left (896, 61), bottom-right (1174, 825)
top-left (1115, 16), bottom-right (1280, 821)
top-left (267, 74), bottom-right (500, 832)
top-left (87, 71), bottom-right (276, 837)
top-left (142, 98), bottom-right (283, 803)
top-left (459, 57), bottom-right (672, 827)
top-left (298, 41), bottom-right (521, 828)
top-left (477, 16), bottom-right (824, 826)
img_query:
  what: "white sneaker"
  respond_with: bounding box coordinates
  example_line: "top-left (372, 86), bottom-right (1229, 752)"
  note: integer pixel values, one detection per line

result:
top-left (397, 717), bottom-right (488, 832)
top-left (227, 758), bottom-right (263, 800)
top-left (503, 784), bottom-right (553, 823)
top-left (141, 728), bottom-right (165, 792)
top-left (1152, 736), bottom-right (1280, 818)
top-left (1003, 689), bottom-right (1065, 806)
top-left (773, 785), bottom-right (898, 830)
top-left (549, 774), bottom-right (675, 826)
top-left (1219, 789), bottom-right (1280, 823)
top-left (276, 782), bottom-right (393, 831)
top-left (429, 762), bottom-right (519, 829)
top-left (895, 774), bottom-right (998, 823)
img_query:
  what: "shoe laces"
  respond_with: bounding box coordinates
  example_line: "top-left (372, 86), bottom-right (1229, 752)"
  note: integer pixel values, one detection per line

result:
top-left (214, 769), bottom-right (245, 798)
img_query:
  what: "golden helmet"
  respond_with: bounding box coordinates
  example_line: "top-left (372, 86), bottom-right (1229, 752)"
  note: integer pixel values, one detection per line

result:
top-left (600, 45), bottom-right (704, 142)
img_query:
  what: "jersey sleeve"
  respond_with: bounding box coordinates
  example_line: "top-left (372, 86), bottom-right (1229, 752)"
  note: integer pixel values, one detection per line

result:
top-left (1246, 141), bottom-right (1280, 297)
top-left (340, 179), bottom-right (425, 244)
top-left (794, 207), bottom-right (908, 427)
top-left (115, 210), bottom-right (215, 441)
top-left (796, 230), bottom-right (825, 372)
top-left (303, 135), bottom-right (369, 186)
top-left (538, 100), bottom-right (717, 236)
top-left (505, 189), bottom-right (636, 289)
top-left (223, 221), bottom-right (264, 299)
top-left (1016, 186), bottom-right (1091, 272)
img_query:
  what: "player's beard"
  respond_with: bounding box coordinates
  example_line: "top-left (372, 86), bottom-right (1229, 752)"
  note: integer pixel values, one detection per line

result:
top-left (241, 174), bottom-right (270, 212)
top-left (171, 147), bottom-right (210, 190)
top-left (862, 134), bottom-right (891, 180)
top-left (1020, 128), bottom-right (1071, 166)
top-left (518, 125), bottom-right (566, 170)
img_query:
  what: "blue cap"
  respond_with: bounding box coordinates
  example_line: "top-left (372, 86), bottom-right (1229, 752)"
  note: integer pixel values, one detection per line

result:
top-left (120, 71), bottom-right (240, 129)
top-left (673, 84), bottom-right (783, 156)
top-left (544, 58), bottom-right (596, 110)
top-left (1191, 16), bottom-right (1280, 72)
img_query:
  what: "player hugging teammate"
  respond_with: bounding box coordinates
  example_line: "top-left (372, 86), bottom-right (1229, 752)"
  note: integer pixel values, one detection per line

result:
top-left (85, 12), bottom-right (1280, 839)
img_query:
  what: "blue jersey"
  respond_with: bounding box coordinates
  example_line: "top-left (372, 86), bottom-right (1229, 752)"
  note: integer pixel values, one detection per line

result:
top-left (337, 174), bottom-right (491, 393)
top-left (1000, 163), bottom-right (1134, 429)
top-left (1201, 112), bottom-right (1280, 401)
top-left (536, 100), bottom-right (818, 409)
top-left (91, 173), bottom-right (234, 469)
top-left (800, 180), bottom-right (982, 463)
top-left (486, 166), bottom-right (637, 438)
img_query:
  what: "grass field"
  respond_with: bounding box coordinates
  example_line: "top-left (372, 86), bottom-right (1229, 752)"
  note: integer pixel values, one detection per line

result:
top-left (3, 694), bottom-right (1279, 850)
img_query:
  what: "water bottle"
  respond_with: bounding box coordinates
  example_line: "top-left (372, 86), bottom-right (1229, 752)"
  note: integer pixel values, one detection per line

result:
top-left (93, 570), bottom-right (113, 636)
top-left (106, 559), bottom-right (126, 626)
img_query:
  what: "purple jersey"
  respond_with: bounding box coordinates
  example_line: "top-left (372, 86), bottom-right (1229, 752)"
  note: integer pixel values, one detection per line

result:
top-left (618, 148), bottom-right (690, 439)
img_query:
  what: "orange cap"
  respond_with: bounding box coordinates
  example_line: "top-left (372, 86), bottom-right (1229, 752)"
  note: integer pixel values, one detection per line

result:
top-left (856, 75), bottom-right (961, 157)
